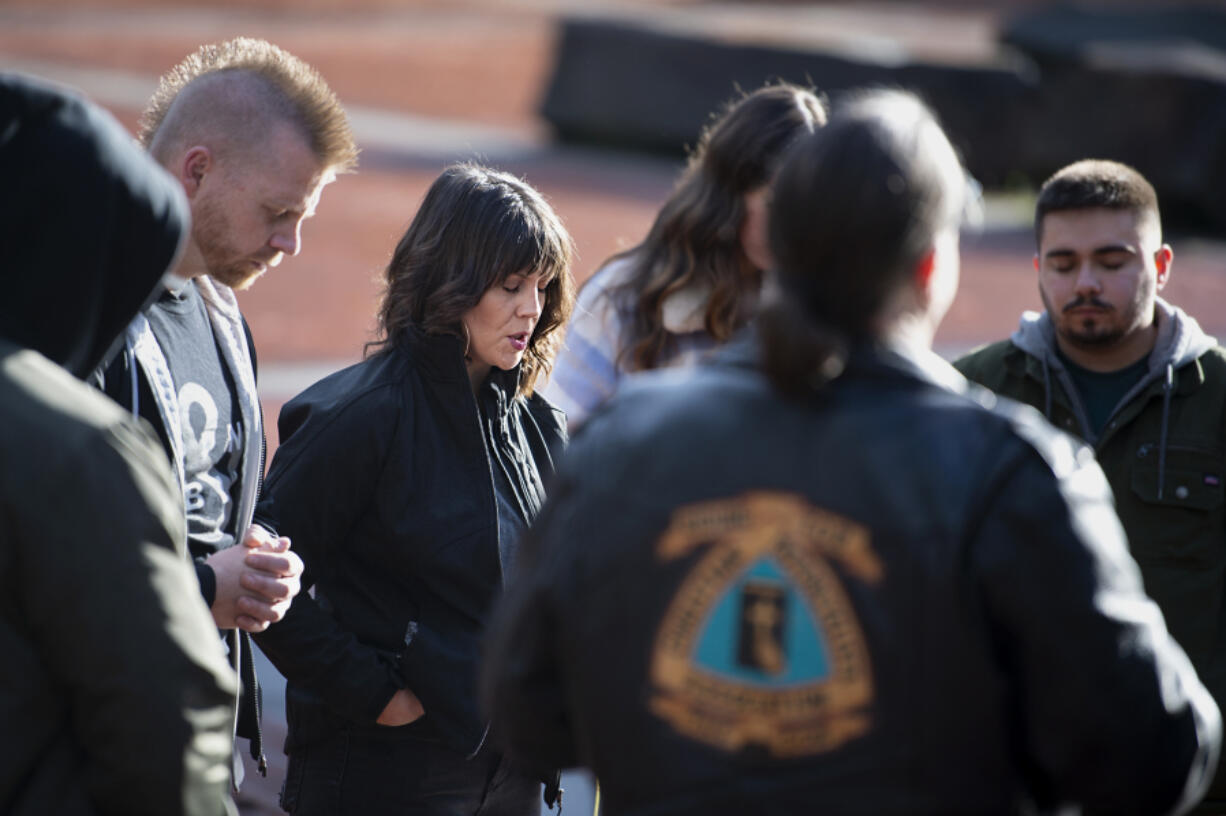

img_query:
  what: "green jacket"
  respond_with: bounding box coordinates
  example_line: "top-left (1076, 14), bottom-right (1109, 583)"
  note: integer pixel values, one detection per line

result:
top-left (956, 298), bottom-right (1226, 801)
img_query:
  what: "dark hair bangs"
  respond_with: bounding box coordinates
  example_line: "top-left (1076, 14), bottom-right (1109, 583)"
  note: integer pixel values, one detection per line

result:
top-left (368, 163), bottom-right (576, 397)
top-left (490, 206), bottom-right (569, 289)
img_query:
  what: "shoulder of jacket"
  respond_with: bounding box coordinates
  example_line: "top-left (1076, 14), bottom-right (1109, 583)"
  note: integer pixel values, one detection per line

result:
top-left (269, 356), bottom-right (419, 483)
top-left (4, 347), bottom-right (128, 433)
top-left (954, 339), bottom-right (1031, 383)
top-left (588, 363), bottom-right (764, 449)
top-left (954, 338), bottom-right (1019, 369)
top-left (2, 348), bottom-right (169, 489)
top-left (1172, 345), bottom-right (1226, 410)
top-left (975, 385), bottom-right (1093, 480)
top-left (1194, 344), bottom-right (1226, 371)
top-left (284, 353), bottom-right (412, 424)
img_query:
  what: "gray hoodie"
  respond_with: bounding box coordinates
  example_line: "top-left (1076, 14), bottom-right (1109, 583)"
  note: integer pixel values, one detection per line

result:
top-left (1011, 299), bottom-right (1218, 503)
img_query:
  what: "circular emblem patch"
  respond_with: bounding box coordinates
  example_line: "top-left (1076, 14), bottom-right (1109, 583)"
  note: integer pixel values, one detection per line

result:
top-left (649, 492), bottom-right (881, 757)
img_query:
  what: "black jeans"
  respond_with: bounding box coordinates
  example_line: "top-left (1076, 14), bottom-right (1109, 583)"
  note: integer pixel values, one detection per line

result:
top-left (280, 726), bottom-right (541, 816)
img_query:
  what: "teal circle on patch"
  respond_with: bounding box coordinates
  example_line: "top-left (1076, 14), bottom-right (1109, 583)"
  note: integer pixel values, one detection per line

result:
top-left (693, 556), bottom-right (830, 686)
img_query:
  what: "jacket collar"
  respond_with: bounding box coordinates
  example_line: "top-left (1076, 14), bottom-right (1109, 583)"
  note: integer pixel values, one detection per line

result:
top-left (400, 325), bottom-right (468, 383)
top-left (400, 325), bottom-right (522, 411)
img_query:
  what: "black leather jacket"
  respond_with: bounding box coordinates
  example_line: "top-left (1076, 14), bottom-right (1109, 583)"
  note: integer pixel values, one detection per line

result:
top-left (483, 341), bottom-right (1220, 816)
top-left (254, 326), bottom-right (566, 756)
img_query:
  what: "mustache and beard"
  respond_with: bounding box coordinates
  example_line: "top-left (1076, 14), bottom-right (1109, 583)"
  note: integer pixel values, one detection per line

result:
top-left (1040, 273), bottom-right (1155, 351)
top-left (192, 193), bottom-right (281, 291)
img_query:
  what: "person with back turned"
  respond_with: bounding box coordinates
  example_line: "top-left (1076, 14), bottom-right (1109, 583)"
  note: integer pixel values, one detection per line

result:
top-left (482, 91), bottom-right (1221, 815)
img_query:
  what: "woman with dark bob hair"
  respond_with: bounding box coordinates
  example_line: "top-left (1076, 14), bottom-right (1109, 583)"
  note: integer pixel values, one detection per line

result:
top-left (252, 163), bottom-right (575, 815)
top-left (543, 81), bottom-right (825, 429)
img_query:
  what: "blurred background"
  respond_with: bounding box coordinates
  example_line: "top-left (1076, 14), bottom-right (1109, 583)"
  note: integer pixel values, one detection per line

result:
top-left (2, 0), bottom-right (1222, 812)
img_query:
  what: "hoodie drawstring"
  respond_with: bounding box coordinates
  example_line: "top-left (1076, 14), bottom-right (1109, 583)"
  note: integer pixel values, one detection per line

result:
top-left (126, 343), bottom-right (140, 422)
top-left (1158, 364), bottom-right (1174, 500)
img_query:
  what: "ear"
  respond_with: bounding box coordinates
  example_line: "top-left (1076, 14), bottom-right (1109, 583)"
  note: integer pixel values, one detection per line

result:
top-left (177, 146), bottom-right (213, 199)
top-left (1154, 244), bottom-right (1173, 290)
top-left (913, 247), bottom-right (937, 305)
top-left (1032, 254), bottom-right (1040, 273)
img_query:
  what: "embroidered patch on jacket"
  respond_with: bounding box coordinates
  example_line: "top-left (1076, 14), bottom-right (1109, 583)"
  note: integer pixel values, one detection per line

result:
top-left (649, 491), bottom-right (881, 758)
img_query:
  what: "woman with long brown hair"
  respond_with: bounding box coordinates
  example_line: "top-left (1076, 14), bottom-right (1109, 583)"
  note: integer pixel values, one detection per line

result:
top-left (252, 163), bottom-right (575, 815)
top-left (543, 82), bottom-right (825, 428)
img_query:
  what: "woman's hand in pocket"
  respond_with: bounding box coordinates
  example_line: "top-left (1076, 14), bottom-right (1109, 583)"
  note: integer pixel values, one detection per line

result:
top-left (377, 688), bottom-right (425, 726)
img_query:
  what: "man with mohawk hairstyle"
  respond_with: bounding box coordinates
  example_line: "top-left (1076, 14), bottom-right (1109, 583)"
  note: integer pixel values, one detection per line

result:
top-left (95, 36), bottom-right (359, 789)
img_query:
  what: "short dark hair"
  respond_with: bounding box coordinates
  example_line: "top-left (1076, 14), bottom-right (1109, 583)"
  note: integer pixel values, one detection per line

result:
top-left (369, 163), bottom-right (575, 397)
top-left (761, 89), bottom-right (965, 395)
top-left (606, 82), bottom-right (826, 371)
top-left (1034, 159), bottom-right (1160, 247)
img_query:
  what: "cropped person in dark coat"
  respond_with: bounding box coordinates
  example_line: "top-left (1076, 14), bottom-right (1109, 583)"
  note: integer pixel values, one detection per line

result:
top-left (0, 72), bottom-right (237, 816)
top-left (254, 163), bottom-right (575, 815)
top-left (481, 91), bottom-right (1221, 815)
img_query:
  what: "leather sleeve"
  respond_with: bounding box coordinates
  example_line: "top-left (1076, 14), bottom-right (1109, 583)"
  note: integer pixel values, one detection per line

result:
top-left (971, 433), bottom-right (1221, 815)
top-left (252, 380), bottom-right (406, 723)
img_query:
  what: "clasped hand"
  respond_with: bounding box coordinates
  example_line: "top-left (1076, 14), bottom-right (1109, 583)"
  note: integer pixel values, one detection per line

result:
top-left (206, 525), bottom-right (304, 632)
